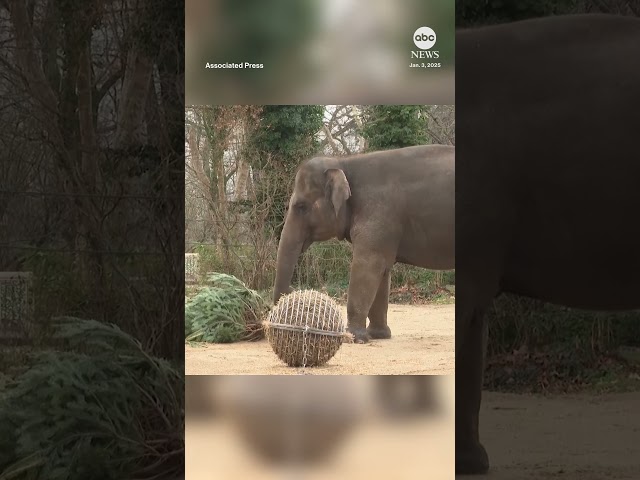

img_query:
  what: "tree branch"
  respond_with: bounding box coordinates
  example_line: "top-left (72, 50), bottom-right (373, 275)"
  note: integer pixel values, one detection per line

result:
top-left (9, 0), bottom-right (60, 120)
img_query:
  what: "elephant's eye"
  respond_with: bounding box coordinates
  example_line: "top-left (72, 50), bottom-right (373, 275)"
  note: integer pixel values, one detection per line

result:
top-left (294, 202), bottom-right (308, 214)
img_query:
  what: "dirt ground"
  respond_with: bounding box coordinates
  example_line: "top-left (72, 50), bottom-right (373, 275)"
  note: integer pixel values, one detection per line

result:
top-left (457, 391), bottom-right (640, 479)
top-left (186, 376), bottom-right (455, 480)
top-left (185, 303), bottom-right (454, 375)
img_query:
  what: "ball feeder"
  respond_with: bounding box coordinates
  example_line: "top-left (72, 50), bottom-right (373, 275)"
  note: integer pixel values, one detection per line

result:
top-left (264, 290), bottom-right (352, 367)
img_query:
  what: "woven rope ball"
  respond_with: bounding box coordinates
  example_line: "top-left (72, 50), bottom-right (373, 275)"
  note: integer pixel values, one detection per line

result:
top-left (264, 290), bottom-right (351, 367)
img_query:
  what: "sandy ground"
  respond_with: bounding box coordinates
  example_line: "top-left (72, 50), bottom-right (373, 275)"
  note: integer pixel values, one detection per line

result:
top-left (184, 375), bottom-right (640, 478)
top-left (186, 376), bottom-right (455, 480)
top-left (458, 391), bottom-right (640, 479)
top-left (185, 303), bottom-right (454, 375)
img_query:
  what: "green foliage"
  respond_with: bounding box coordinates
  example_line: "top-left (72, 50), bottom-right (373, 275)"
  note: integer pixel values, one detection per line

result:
top-left (217, 0), bottom-right (318, 69)
top-left (289, 242), bottom-right (454, 303)
top-left (360, 106), bottom-right (431, 151)
top-left (21, 252), bottom-right (86, 321)
top-left (202, 0), bottom-right (319, 94)
top-left (249, 105), bottom-right (324, 171)
top-left (0, 318), bottom-right (183, 480)
top-left (389, 266), bottom-right (455, 304)
top-left (487, 294), bottom-right (640, 356)
top-left (485, 294), bottom-right (640, 391)
top-left (392, 266), bottom-right (455, 291)
top-left (294, 241), bottom-right (353, 290)
top-left (192, 244), bottom-right (277, 292)
top-left (248, 105), bottom-right (324, 237)
top-left (197, 239), bottom-right (455, 305)
top-left (185, 273), bottom-right (267, 343)
top-left (193, 244), bottom-right (225, 275)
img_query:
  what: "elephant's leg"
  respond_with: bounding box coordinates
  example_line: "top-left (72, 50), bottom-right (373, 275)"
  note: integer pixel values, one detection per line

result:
top-left (456, 300), bottom-right (491, 474)
top-left (367, 268), bottom-right (392, 339)
top-left (456, 198), bottom-right (513, 474)
top-left (346, 248), bottom-right (391, 343)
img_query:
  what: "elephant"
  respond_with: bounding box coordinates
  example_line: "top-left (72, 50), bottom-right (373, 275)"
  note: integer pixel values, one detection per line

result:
top-left (455, 14), bottom-right (640, 474)
top-left (273, 145), bottom-right (454, 344)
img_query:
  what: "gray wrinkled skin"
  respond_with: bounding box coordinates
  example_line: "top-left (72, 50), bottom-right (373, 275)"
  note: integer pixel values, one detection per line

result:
top-left (273, 145), bottom-right (454, 344)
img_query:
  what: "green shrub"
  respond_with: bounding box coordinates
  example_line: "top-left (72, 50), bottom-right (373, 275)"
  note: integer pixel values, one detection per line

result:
top-left (185, 273), bottom-right (267, 343)
top-left (295, 241), bottom-right (352, 289)
top-left (194, 244), bottom-right (225, 275)
top-left (0, 318), bottom-right (183, 480)
top-left (21, 252), bottom-right (86, 321)
top-left (392, 266), bottom-right (454, 291)
top-left (193, 241), bottom-right (455, 304)
top-left (487, 293), bottom-right (640, 356)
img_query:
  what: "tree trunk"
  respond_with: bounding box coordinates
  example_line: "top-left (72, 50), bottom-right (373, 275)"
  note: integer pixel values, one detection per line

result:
top-left (145, 75), bottom-right (163, 148)
top-left (235, 158), bottom-right (250, 201)
top-left (76, 36), bottom-right (103, 294)
top-left (213, 145), bottom-right (229, 266)
top-left (350, 105), bottom-right (367, 152)
top-left (115, 44), bottom-right (154, 148)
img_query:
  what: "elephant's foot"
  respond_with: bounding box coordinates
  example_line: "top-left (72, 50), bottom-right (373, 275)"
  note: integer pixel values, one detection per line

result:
top-left (367, 324), bottom-right (391, 339)
top-left (347, 326), bottom-right (370, 344)
top-left (456, 442), bottom-right (489, 475)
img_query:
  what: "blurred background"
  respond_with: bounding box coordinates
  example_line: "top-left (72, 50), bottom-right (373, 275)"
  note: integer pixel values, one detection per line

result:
top-left (186, 375), bottom-right (453, 479)
top-left (186, 0), bottom-right (454, 105)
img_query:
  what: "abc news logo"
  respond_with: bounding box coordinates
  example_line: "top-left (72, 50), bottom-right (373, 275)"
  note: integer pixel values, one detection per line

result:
top-left (411, 26), bottom-right (439, 59)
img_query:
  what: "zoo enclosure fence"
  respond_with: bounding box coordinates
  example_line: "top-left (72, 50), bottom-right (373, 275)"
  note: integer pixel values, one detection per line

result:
top-left (183, 242), bottom-right (454, 295)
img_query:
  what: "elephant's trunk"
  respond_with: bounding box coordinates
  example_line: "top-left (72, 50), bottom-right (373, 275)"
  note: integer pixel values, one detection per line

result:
top-left (273, 221), bottom-right (305, 304)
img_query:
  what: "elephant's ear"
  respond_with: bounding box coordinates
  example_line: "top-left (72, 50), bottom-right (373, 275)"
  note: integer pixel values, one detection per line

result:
top-left (324, 169), bottom-right (351, 217)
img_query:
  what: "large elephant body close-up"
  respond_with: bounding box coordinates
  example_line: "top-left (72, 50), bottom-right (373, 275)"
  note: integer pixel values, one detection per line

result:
top-left (456, 14), bottom-right (640, 474)
top-left (273, 144), bottom-right (454, 344)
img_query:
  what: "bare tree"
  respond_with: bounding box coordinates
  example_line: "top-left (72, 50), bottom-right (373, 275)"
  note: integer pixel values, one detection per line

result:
top-left (1, 0), bottom-right (185, 359)
top-left (319, 105), bottom-right (366, 155)
top-left (422, 105), bottom-right (456, 145)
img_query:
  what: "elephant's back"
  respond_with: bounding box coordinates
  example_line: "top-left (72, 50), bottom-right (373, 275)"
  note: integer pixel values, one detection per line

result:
top-left (456, 14), bottom-right (640, 310)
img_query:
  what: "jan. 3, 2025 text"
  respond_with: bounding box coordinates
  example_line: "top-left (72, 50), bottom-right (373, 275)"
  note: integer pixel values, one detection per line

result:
top-left (409, 62), bottom-right (441, 68)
